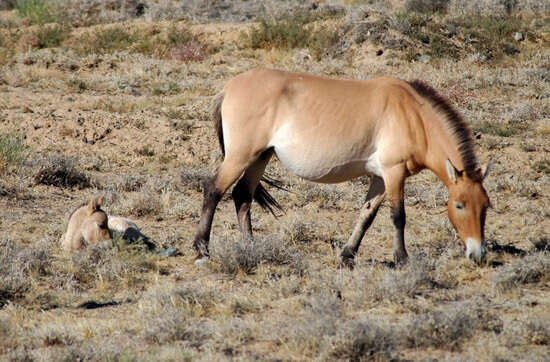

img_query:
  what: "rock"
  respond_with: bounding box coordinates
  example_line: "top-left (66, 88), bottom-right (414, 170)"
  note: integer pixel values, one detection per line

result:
top-left (376, 49), bottom-right (384, 56)
top-left (23, 106), bottom-right (33, 113)
top-left (513, 32), bottom-right (524, 41)
top-left (418, 54), bottom-right (431, 63)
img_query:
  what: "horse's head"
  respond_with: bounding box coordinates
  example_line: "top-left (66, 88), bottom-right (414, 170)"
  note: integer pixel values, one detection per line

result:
top-left (81, 196), bottom-right (112, 245)
top-left (445, 160), bottom-right (491, 263)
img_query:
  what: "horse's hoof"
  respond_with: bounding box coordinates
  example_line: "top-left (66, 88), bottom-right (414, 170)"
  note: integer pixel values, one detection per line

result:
top-left (339, 257), bottom-right (355, 269)
top-left (393, 251), bottom-right (408, 266)
top-left (194, 257), bottom-right (210, 268)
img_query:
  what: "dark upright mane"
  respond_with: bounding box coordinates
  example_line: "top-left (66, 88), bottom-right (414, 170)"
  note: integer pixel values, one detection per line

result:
top-left (408, 80), bottom-right (478, 179)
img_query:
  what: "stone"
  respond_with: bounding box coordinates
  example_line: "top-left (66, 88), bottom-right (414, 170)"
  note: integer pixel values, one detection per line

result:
top-left (513, 32), bottom-right (524, 41)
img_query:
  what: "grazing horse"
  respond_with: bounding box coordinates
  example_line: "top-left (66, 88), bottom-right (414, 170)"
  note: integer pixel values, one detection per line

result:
top-left (61, 196), bottom-right (147, 250)
top-left (193, 68), bottom-right (491, 266)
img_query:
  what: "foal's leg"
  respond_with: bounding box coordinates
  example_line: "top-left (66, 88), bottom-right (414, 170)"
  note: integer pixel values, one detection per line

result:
top-left (193, 158), bottom-right (250, 260)
top-left (383, 165), bottom-right (408, 264)
top-left (340, 176), bottom-right (385, 266)
top-left (232, 150), bottom-right (273, 240)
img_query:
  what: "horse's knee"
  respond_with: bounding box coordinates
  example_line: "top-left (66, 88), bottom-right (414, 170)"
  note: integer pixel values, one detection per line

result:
top-left (390, 204), bottom-right (406, 229)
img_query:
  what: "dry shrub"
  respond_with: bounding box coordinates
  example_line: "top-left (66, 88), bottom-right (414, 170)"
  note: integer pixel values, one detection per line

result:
top-left (378, 254), bottom-right (436, 299)
top-left (503, 316), bottom-right (550, 346)
top-left (492, 252), bottom-right (550, 292)
top-left (405, 300), bottom-right (501, 350)
top-left (171, 40), bottom-right (208, 63)
top-left (405, 0), bottom-right (450, 13)
top-left (210, 235), bottom-right (300, 275)
top-left (114, 190), bottom-right (162, 217)
top-left (180, 165), bottom-right (210, 193)
top-left (33, 155), bottom-right (91, 189)
top-left (70, 242), bottom-right (150, 286)
top-left (0, 132), bottom-right (27, 174)
top-left (0, 239), bottom-right (52, 303)
top-left (139, 283), bottom-right (217, 345)
top-left (327, 316), bottom-right (398, 360)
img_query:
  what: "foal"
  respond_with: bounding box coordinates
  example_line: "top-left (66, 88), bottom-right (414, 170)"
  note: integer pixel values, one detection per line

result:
top-left (193, 68), bottom-right (491, 266)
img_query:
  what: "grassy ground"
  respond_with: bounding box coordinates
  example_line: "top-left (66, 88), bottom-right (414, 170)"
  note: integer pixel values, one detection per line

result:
top-left (1, 0), bottom-right (549, 360)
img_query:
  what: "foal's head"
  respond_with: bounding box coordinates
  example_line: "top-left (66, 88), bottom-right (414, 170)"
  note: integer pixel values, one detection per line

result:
top-left (445, 160), bottom-right (491, 263)
top-left (70, 196), bottom-right (111, 248)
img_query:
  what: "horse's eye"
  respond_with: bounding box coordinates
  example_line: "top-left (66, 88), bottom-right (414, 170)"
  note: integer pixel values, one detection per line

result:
top-left (455, 202), bottom-right (464, 210)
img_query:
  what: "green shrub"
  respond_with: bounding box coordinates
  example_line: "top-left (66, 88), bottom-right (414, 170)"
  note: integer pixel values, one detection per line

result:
top-left (34, 24), bottom-right (67, 48)
top-left (247, 13), bottom-right (311, 49)
top-left (0, 133), bottom-right (27, 174)
top-left (16, 0), bottom-right (56, 24)
top-left (79, 27), bottom-right (136, 55)
top-left (404, 0), bottom-right (450, 14)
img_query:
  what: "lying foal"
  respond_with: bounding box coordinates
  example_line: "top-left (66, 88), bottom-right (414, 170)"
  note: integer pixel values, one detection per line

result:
top-left (61, 196), bottom-right (146, 250)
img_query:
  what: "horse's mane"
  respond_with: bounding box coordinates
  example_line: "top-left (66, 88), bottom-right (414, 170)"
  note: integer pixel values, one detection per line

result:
top-left (408, 80), bottom-right (478, 179)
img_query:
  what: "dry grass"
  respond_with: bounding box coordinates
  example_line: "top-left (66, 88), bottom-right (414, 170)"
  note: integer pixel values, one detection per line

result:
top-left (0, 0), bottom-right (549, 360)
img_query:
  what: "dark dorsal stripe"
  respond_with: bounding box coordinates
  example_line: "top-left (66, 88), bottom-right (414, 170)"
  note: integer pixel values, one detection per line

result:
top-left (408, 80), bottom-right (478, 179)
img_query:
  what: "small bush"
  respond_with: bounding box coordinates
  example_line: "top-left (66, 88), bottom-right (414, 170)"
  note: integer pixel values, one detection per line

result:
top-left (81, 27), bottom-right (136, 55)
top-left (0, 132), bottom-right (27, 174)
top-left (247, 13), bottom-right (311, 49)
top-left (405, 301), bottom-right (498, 350)
top-left (475, 121), bottom-right (524, 137)
top-left (328, 317), bottom-right (398, 360)
top-left (115, 191), bottom-right (162, 217)
top-left (210, 235), bottom-right (300, 274)
top-left (405, 0), bottom-right (450, 13)
top-left (492, 252), bottom-right (550, 292)
top-left (33, 155), bottom-right (90, 189)
top-left (0, 239), bottom-right (52, 302)
top-left (533, 159), bottom-right (550, 175)
top-left (16, 0), bottom-right (57, 24)
top-left (34, 24), bottom-right (67, 49)
top-left (503, 316), bottom-right (550, 346)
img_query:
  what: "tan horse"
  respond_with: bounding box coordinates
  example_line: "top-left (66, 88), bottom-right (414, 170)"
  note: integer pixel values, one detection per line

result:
top-left (61, 196), bottom-right (145, 251)
top-left (193, 68), bottom-right (491, 266)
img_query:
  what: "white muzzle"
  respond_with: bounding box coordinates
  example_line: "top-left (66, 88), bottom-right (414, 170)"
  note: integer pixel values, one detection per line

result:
top-left (465, 238), bottom-right (485, 263)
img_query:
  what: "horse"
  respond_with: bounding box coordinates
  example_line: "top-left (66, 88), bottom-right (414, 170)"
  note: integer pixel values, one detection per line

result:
top-left (192, 68), bottom-right (491, 267)
top-left (61, 196), bottom-right (147, 250)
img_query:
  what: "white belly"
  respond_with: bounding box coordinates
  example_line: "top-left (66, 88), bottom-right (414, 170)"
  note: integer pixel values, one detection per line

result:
top-left (269, 124), bottom-right (382, 183)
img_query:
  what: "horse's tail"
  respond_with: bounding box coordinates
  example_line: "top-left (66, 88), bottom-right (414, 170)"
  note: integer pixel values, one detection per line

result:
top-left (211, 92), bottom-right (284, 217)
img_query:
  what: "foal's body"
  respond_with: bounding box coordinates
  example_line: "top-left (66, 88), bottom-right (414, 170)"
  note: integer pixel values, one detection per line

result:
top-left (194, 68), bottom-right (490, 265)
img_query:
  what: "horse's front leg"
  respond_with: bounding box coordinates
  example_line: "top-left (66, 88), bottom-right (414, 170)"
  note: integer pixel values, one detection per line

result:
top-left (340, 176), bottom-right (385, 267)
top-left (384, 165), bottom-right (408, 265)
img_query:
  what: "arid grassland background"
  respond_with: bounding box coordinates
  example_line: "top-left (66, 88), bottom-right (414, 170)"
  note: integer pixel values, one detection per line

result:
top-left (0, 0), bottom-right (549, 360)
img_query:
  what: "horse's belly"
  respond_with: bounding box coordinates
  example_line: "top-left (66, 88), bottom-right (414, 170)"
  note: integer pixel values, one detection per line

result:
top-left (273, 145), bottom-right (374, 183)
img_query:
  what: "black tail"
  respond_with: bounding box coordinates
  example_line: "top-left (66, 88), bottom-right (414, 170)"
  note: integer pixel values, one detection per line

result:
top-left (211, 92), bottom-right (285, 217)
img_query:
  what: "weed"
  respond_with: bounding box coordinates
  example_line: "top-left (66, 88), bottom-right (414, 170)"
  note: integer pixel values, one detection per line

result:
top-left (82, 27), bottom-right (136, 55)
top-left (136, 145), bottom-right (155, 157)
top-left (0, 132), bottom-right (27, 174)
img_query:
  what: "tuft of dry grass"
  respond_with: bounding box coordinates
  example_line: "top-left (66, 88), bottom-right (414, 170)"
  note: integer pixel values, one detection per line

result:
top-left (209, 235), bottom-right (301, 275)
top-left (492, 252), bottom-right (550, 292)
top-left (0, 238), bottom-right (52, 303)
top-left (33, 154), bottom-right (91, 189)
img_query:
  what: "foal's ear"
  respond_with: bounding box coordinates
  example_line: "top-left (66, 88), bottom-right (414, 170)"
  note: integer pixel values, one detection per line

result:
top-left (445, 159), bottom-right (458, 184)
top-left (478, 160), bottom-right (492, 180)
top-left (87, 196), bottom-right (104, 215)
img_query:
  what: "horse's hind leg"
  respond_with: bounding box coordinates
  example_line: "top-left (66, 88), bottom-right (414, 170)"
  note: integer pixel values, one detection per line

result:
top-left (193, 158), bottom-right (250, 260)
top-left (340, 176), bottom-right (385, 267)
top-left (232, 150), bottom-right (273, 240)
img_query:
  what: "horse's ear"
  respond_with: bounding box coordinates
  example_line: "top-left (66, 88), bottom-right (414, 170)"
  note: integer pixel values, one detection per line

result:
top-left (87, 196), bottom-right (104, 215)
top-left (445, 159), bottom-right (458, 184)
top-left (479, 160), bottom-right (492, 180)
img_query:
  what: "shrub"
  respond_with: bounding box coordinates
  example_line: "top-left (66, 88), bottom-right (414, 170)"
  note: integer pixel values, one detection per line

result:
top-left (247, 13), bottom-right (311, 50)
top-left (0, 239), bottom-right (52, 303)
top-left (33, 155), bottom-right (91, 189)
top-left (210, 235), bottom-right (300, 274)
top-left (0, 132), bottom-right (27, 174)
top-left (405, 0), bottom-right (450, 14)
top-left (34, 24), bottom-right (67, 49)
top-left (492, 252), bottom-right (550, 292)
top-left (533, 159), bottom-right (550, 175)
top-left (328, 317), bottom-right (398, 360)
top-left (15, 0), bottom-right (57, 24)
